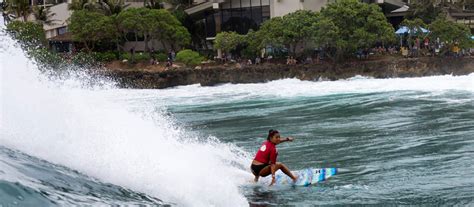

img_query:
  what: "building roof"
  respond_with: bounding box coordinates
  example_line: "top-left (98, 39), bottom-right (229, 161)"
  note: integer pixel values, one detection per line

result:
top-left (48, 32), bottom-right (74, 42)
top-left (185, 2), bottom-right (215, 15)
top-left (450, 12), bottom-right (474, 18)
top-left (391, 5), bottom-right (409, 13)
top-left (43, 3), bottom-right (72, 31)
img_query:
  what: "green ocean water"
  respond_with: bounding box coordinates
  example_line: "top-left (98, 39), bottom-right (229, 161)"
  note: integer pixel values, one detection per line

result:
top-left (160, 81), bottom-right (474, 205)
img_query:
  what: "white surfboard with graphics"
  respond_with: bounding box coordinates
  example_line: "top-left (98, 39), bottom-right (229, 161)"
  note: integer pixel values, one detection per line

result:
top-left (260, 168), bottom-right (337, 186)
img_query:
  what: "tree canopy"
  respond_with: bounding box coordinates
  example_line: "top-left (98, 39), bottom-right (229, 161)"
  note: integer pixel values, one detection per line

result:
top-left (214, 31), bottom-right (245, 55)
top-left (429, 16), bottom-right (472, 50)
top-left (6, 21), bottom-right (46, 47)
top-left (315, 0), bottom-right (395, 60)
top-left (69, 10), bottom-right (115, 51)
top-left (240, 0), bottom-right (396, 60)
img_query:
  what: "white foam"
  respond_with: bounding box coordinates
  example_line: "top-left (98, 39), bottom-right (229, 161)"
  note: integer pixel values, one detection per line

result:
top-left (111, 73), bottom-right (474, 106)
top-left (0, 23), bottom-right (252, 206)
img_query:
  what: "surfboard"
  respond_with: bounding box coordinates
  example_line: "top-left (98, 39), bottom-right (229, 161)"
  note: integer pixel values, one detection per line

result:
top-left (259, 168), bottom-right (337, 186)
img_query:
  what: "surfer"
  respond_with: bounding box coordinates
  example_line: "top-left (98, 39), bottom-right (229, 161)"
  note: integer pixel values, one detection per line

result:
top-left (251, 129), bottom-right (298, 185)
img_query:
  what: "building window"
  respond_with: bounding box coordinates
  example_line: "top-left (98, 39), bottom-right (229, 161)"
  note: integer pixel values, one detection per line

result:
top-left (57, 27), bottom-right (67, 35)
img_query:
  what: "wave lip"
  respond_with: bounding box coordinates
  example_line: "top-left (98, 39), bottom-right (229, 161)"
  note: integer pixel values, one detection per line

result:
top-left (1, 18), bottom-right (251, 206)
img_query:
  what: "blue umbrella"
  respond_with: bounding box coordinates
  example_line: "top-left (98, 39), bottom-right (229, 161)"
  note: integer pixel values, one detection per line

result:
top-left (471, 36), bottom-right (474, 40)
top-left (395, 26), bottom-right (429, 35)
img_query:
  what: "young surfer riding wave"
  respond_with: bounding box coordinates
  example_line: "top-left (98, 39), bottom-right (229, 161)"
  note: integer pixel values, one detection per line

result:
top-left (251, 129), bottom-right (298, 186)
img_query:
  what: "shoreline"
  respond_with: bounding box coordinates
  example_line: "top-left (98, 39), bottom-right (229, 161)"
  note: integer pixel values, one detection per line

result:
top-left (99, 56), bottom-right (474, 89)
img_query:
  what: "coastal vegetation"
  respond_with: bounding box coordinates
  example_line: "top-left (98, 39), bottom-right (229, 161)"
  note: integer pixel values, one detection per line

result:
top-left (214, 0), bottom-right (397, 61)
top-left (175, 49), bottom-right (204, 66)
top-left (3, 0), bottom-right (473, 69)
top-left (213, 0), bottom-right (472, 62)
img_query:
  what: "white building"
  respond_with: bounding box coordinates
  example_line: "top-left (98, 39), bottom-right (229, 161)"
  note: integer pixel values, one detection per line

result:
top-left (185, 0), bottom-right (405, 41)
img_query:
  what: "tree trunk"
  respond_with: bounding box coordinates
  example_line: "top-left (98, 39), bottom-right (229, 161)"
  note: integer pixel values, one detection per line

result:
top-left (144, 34), bottom-right (149, 54)
top-left (132, 32), bottom-right (138, 63)
top-left (84, 41), bottom-right (91, 52)
top-left (161, 40), bottom-right (168, 52)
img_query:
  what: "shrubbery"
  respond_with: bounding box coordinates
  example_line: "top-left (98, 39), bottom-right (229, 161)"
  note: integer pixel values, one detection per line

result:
top-left (6, 21), bottom-right (47, 48)
top-left (154, 53), bottom-right (168, 62)
top-left (175, 49), bottom-right (204, 66)
top-left (71, 52), bottom-right (97, 66)
top-left (92, 51), bottom-right (117, 62)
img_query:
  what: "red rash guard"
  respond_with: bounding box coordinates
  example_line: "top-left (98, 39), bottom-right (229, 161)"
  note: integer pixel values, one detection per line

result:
top-left (254, 140), bottom-right (278, 164)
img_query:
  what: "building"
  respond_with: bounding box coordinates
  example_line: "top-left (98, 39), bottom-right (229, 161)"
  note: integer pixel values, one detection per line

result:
top-left (6, 0), bottom-right (171, 52)
top-left (185, 0), bottom-right (406, 42)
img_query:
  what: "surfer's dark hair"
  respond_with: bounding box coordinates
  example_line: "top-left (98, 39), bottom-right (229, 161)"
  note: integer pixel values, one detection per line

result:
top-left (267, 129), bottom-right (279, 140)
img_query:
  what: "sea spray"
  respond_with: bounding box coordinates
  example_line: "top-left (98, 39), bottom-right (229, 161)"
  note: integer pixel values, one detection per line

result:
top-left (0, 19), bottom-right (252, 206)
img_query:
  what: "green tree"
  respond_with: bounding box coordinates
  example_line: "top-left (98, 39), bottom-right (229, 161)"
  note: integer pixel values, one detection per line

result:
top-left (429, 16), bottom-right (472, 52)
top-left (69, 0), bottom-right (101, 11)
top-left (32, 6), bottom-right (56, 25)
top-left (148, 8), bottom-right (190, 51)
top-left (280, 10), bottom-right (319, 56)
top-left (256, 10), bottom-right (319, 57)
top-left (243, 29), bottom-right (265, 58)
top-left (214, 31), bottom-right (245, 56)
top-left (256, 17), bottom-right (286, 51)
top-left (314, 0), bottom-right (395, 61)
top-left (102, 0), bottom-right (129, 15)
top-left (144, 0), bottom-right (165, 9)
top-left (6, 21), bottom-right (66, 70)
top-left (175, 49), bottom-right (204, 66)
top-left (68, 10), bottom-right (115, 51)
top-left (406, 0), bottom-right (442, 24)
top-left (6, 0), bottom-right (30, 21)
top-left (116, 7), bottom-right (147, 62)
top-left (69, 0), bottom-right (128, 15)
top-left (6, 21), bottom-right (46, 47)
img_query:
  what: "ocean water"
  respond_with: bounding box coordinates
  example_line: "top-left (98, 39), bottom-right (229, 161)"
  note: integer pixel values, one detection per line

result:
top-left (2, 20), bottom-right (474, 206)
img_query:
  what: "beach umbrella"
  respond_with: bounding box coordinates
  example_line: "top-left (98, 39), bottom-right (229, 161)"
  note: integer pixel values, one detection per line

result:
top-left (395, 26), bottom-right (429, 35)
top-left (471, 36), bottom-right (474, 40)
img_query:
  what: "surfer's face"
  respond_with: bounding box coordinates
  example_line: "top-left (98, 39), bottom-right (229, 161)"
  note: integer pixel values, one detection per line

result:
top-left (270, 133), bottom-right (280, 144)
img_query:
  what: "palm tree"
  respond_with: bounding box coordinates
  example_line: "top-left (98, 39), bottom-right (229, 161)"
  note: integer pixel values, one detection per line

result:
top-left (101, 0), bottom-right (129, 15)
top-left (32, 5), bottom-right (56, 25)
top-left (144, 0), bottom-right (164, 9)
top-left (68, 0), bottom-right (102, 11)
top-left (69, 0), bottom-right (128, 15)
top-left (6, 0), bottom-right (31, 22)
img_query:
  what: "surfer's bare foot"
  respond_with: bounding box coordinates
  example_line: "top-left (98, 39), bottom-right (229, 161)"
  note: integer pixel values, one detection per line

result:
top-left (254, 177), bottom-right (259, 182)
top-left (292, 175), bottom-right (298, 183)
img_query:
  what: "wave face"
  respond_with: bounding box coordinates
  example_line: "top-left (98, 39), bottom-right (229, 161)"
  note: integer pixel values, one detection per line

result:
top-left (0, 19), bottom-right (251, 206)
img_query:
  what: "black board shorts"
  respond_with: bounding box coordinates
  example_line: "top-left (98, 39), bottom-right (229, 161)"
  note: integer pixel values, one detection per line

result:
top-left (251, 163), bottom-right (270, 176)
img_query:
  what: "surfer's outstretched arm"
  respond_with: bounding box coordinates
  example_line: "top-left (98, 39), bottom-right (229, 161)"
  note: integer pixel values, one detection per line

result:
top-left (278, 137), bottom-right (294, 144)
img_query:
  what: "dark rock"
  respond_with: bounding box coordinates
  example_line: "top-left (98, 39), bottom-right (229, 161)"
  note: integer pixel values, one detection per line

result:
top-left (100, 57), bottom-right (474, 89)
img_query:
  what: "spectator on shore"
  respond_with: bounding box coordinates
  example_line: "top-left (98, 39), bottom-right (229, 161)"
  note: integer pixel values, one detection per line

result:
top-left (452, 45), bottom-right (460, 57)
top-left (286, 56), bottom-right (297, 65)
top-left (171, 50), bottom-right (176, 61)
top-left (423, 37), bottom-right (429, 50)
top-left (247, 59), bottom-right (253, 65)
top-left (255, 57), bottom-right (261, 65)
top-left (401, 46), bottom-right (409, 58)
top-left (305, 56), bottom-right (313, 64)
top-left (166, 56), bottom-right (173, 67)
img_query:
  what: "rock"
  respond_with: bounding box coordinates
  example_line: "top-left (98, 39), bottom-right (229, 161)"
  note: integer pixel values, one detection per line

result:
top-left (100, 57), bottom-right (474, 89)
